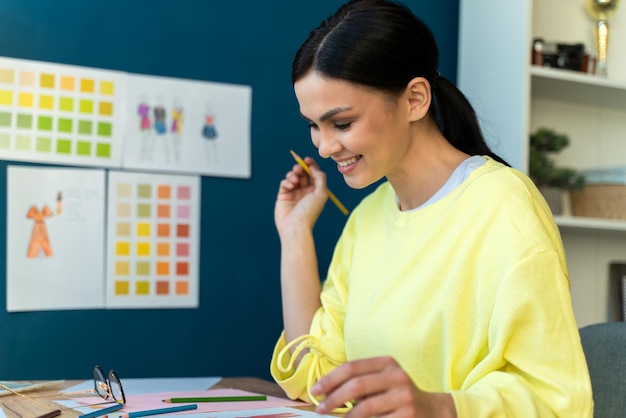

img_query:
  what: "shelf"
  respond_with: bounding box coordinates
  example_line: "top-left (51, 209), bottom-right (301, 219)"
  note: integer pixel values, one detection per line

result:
top-left (530, 66), bottom-right (626, 110)
top-left (555, 215), bottom-right (626, 234)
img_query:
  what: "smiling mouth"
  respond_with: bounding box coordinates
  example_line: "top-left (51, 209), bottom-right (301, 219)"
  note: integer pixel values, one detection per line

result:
top-left (337, 156), bottom-right (361, 167)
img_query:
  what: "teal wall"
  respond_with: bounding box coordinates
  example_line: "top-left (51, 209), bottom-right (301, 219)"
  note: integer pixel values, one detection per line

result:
top-left (0, 0), bottom-right (458, 380)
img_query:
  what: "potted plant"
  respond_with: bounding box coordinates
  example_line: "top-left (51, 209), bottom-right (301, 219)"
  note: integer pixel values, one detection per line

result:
top-left (529, 127), bottom-right (585, 214)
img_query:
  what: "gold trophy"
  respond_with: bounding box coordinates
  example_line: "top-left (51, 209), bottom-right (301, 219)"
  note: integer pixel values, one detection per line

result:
top-left (585, 0), bottom-right (621, 76)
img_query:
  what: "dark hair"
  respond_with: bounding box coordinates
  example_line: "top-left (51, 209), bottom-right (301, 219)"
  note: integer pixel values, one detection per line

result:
top-left (292, 0), bottom-right (508, 165)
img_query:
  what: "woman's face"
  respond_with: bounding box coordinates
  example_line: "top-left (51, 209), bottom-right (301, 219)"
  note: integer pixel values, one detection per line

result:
top-left (294, 71), bottom-right (414, 189)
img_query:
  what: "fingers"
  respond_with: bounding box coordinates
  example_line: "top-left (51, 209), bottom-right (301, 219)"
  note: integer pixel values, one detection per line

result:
top-left (302, 155), bottom-right (318, 170)
top-left (277, 165), bottom-right (309, 193)
top-left (292, 156), bottom-right (321, 181)
top-left (321, 375), bottom-right (392, 417)
top-left (310, 357), bottom-right (435, 418)
top-left (347, 376), bottom-right (418, 418)
top-left (312, 357), bottom-right (401, 414)
top-left (279, 156), bottom-right (325, 194)
top-left (303, 158), bottom-right (328, 192)
top-left (275, 155), bottom-right (328, 227)
top-left (314, 357), bottom-right (397, 393)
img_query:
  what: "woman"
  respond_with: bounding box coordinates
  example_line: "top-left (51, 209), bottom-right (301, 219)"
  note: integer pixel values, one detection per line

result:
top-left (271, 0), bottom-right (593, 416)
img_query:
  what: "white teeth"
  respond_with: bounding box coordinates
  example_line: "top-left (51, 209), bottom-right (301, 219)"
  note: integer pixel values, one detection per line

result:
top-left (338, 156), bottom-right (359, 167)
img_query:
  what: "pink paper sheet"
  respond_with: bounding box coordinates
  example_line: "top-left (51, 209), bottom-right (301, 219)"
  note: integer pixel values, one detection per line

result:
top-left (73, 388), bottom-right (306, 413)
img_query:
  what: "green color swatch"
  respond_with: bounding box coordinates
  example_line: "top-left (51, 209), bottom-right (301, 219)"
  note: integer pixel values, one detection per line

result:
top-left (59, 97), bottom-right (73, 112)
top-left (79, 99), bottom-right (93, 114)
top-left (15, 135), bottom-right (31, 150)
top-left (36, 137), bottom-right (52, 152)
top-left (97, 122), bottom-right (112, 137)
top-left (96, 142), bottom-right (110, 157)
top-left (137, 203), bottom-right (151, 218)
top-left (0, 133), bottom-right (10, 149)
top-left (16, 114), bottom-right (32, 129)
top-left (0, 112), bottom-right (11, 126)
top-left (76, 141), bottom-right (91, 156)
top-left (78, 120), bottom-right (92, 135)
top-left (56, 139), bottom-right (72, 154)
top-left (37, 116), bottom-right (52, 131)
top-left (58, 118), bottom-right (73, 133)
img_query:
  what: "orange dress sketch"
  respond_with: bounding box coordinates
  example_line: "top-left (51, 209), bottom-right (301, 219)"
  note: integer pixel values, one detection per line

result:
top-left (27, 205), bottom-right (54, 258)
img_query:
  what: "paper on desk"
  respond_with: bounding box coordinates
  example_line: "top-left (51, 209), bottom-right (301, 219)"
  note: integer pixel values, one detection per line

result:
top-left (118, 406), bottom-right (334, 418)
top-left (62, 376), bottom-right (221, 395)
top-left (0, 380), bottom-right (66, 397)
top-left (70, 388), bottom-right (305, 413)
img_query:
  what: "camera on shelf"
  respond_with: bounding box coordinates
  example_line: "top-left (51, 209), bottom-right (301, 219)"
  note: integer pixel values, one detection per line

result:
top-left (532, 38), bottom-right (589, 72)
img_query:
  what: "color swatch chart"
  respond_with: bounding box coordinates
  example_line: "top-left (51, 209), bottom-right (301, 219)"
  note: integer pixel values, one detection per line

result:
top-left (0, 56), bottom-right (125, 167)
top-left (106, 171), bottom-right (200, 308)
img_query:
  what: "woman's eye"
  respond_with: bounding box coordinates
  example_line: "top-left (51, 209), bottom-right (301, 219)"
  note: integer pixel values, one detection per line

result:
top-left (335, 122), bottom-right (352, 130)
top-left (307, 122), bottom-right (319, 130)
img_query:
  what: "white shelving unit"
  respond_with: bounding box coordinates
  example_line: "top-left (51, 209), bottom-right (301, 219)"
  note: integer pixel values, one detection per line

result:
top-left (531, 66), bottom-right (626, 110)
top-left (555, 215), bottom-right (626, 234)
top-left (532, 66), bottom-right (626, 234)
top-left (459, 0), bottom-right (626, 326)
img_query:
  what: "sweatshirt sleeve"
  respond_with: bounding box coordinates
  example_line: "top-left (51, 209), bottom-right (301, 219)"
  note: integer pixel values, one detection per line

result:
top-left (452, 250), bottom-right (594, 417)
top-left (270, 220), bottom-right (354, 405)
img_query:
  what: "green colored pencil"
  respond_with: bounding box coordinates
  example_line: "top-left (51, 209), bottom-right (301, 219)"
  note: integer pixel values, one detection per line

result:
top-left (162, 395), bottom-right (267, 403)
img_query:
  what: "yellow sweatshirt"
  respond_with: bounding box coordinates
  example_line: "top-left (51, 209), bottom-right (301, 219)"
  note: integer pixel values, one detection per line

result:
top-left (271, 158), bottom-right (593, 417)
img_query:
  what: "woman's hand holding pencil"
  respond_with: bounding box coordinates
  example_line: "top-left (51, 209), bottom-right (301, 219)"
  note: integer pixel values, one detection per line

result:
top-left (289, 150), bottom-right (349, 216)
top-left (275, 150), bottom-right (349, 237)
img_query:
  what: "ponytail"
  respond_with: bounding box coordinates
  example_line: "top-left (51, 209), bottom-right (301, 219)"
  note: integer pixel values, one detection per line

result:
top-left (433, 76), bottom-right (509, 166)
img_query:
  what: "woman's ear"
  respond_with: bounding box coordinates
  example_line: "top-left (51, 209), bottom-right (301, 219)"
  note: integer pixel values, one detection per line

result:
top-left (406, 77), bottom-right (431, 122)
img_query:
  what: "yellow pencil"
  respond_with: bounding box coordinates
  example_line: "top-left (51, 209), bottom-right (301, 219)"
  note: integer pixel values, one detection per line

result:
top-left (290, 150), bottom-right (349, 216)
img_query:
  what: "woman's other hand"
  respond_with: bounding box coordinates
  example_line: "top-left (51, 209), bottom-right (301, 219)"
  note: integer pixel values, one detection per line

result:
top-left (312, 356), bottom-right (457, 418)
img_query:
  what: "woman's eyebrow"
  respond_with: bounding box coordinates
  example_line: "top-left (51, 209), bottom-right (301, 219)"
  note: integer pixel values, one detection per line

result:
top-left (320, 106), bottom-right (353, 122)
top-left (301, 106), bottom-right (353, 123)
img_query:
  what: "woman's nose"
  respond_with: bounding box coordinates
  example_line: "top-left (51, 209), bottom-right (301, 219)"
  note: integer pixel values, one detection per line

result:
top-left (316, 132), bottom-right (341, 159)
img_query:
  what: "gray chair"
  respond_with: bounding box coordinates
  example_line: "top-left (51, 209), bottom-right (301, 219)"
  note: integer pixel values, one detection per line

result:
top-left (579, 322), bottom-right (626, 417)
